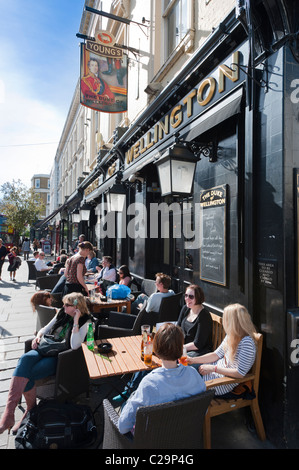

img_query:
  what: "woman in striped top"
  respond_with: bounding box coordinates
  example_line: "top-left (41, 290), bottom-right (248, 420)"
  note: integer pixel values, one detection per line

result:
top-left (187, 303), bottom-right (257, 396)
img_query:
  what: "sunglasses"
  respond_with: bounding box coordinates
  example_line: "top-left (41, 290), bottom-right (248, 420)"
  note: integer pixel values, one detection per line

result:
top-left (64, 303), bottom-right (74, 307)
top-left (184, 293), bottom-right (195, 300)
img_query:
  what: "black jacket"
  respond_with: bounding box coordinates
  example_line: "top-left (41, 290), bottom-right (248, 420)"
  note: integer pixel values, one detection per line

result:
top-left (177, 305), bottom-right (213, 355)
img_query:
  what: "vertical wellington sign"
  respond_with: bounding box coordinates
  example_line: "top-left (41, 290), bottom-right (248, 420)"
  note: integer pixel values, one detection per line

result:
top-left (80, 30), bottom-right (128, 113)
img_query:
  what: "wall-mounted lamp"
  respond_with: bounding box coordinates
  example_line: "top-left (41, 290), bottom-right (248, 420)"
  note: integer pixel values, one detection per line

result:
top-left (155, 132), bottom-right (217, 197)
top-left (71, 209), bottom-right (81, 224)
top-left (155, 142), bottom-right (198, 198)
top-left (80, 202), bottom-right (92, 221)
top-left (106, 171), bottom-right (126, 212)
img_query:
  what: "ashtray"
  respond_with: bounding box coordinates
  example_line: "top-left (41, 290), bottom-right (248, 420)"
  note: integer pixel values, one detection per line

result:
top-left (98, 342), bottom-right (112, 353)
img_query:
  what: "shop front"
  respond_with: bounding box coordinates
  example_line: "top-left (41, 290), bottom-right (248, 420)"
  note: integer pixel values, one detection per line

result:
top-left (79, 4), bottom-right (299, 447)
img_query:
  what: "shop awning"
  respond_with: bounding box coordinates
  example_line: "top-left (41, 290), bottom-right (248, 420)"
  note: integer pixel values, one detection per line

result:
top-left (33, 204), bottom-right (64, 229)
top-left (183, 86), bottom-right (244, 141)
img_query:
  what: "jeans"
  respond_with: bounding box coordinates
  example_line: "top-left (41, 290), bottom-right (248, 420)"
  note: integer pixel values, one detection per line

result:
top-left (130, 294), bottom-right (148, 315)
top-left (13, 350), bottom-right (58, 392)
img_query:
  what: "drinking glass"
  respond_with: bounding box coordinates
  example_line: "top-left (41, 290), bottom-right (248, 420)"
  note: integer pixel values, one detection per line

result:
top-left (179, 346), bottom-right (188, 366)
top-left (144, 341), bottom-right (153, 367)
top-left (141, 325), bottom-right (151, 360)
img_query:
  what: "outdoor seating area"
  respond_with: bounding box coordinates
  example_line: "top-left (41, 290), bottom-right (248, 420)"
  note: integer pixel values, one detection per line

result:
top-left (0, 253), bottom-right (272, 450)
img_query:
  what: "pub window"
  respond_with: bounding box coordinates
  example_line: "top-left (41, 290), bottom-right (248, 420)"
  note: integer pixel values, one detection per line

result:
top-left (163, 0), bottom-right (191, 57)
top-left (35, 179), bottom-right (40, 189)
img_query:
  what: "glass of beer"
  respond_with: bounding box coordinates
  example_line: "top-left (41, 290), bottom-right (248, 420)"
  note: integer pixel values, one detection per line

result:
top-left (144, 342), bottom-right (153, 367)
top-left (141, 325), bottom-right (151, 360)
top-left (179, 346), bottom-right (188, 366)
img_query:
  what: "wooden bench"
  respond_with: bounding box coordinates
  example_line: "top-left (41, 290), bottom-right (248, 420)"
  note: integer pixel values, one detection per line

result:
top-left (203, 312), bottom-right (266, 449)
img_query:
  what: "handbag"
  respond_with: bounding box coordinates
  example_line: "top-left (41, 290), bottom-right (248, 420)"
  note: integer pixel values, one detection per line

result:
top-left (15, 400), bottom-right (97, 449)
top-left (37, 334), bottom-right (68, 357)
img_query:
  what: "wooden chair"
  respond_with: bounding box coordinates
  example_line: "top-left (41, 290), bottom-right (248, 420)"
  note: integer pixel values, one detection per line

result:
top-left (210, 312), bottom-right (226, 350)
top-left (102, 390), bottom-right (214, 449)
top-left (203, 313), bottom-right (266, 449)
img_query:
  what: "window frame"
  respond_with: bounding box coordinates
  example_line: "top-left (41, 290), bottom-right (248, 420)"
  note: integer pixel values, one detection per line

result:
top-left (162, 0), bottom-right (194, 58)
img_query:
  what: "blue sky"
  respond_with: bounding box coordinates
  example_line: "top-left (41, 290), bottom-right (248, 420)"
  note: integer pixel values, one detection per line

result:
top-left (0, 0), bottom-right (86, 187)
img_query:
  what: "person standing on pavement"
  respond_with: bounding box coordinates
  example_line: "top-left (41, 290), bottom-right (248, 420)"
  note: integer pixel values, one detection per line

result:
top-left (63, 241), bottom-right (93, 296)
top-left (0, 238), bottom-right (7, 281)
top-left (21, 238), bottom-right (30, 260)
top-left (7, 247), bottom-right (20, 282)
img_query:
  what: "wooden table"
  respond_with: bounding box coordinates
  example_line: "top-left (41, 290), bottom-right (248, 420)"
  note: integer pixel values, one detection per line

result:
top-left (82, 335), bottom-right (162, 379)
top-left (86, 285), bottom-right (131, 313)
top-left (89, 295), bottom-right (132, 314)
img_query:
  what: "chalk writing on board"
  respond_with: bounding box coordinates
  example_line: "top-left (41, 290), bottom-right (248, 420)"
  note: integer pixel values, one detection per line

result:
top-left (200, 185), bottom-right (227, 285)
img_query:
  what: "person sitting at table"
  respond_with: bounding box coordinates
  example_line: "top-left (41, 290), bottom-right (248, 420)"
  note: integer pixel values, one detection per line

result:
top-left (130, 272), bottom-right (174, 315)
top-left (177, 284), bottom-right (213, 357)
top-left (187, 303), bottom-right (257, 397)
top-left (48, 254), bottom-right (68, 275)
top-left (63, 241), bottom-right (94, 296)
top-left (95, 255), bottom-right (117, 283)
top-left (28, 251), bottom-right (39, 261)
top-left (0, 292), bottom-right (91, 435)
top-left (117, 322), bottom-right (206, 435)
top-left (30, 291), bottom-right (54, 312)
top-left (34, 252), bottom-right (52, 273)
top-left (118, 265), bottom-right (131, 286)
top-left (56, 249), bottom-right (67, 262)
top-left (85, 250), bottom-right (100, 274)
top-left (112, 284), bottom-right (212, 405)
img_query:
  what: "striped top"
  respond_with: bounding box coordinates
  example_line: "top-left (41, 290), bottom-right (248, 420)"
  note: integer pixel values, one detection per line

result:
top-left (204, 335), bottom-right (256, 396)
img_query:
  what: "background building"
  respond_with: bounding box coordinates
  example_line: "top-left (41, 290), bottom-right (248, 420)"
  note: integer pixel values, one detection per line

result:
top-left (31, 174), bottom-right (50, 219)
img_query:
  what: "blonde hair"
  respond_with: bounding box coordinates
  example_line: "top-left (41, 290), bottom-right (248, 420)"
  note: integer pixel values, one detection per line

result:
top-left (223, 303), bottom-right (256, 362)
top-left (62, 292), bottom-right (89, 317)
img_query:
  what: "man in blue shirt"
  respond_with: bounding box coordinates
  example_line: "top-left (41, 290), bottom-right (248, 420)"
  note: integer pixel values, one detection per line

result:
top-left (118, 322), bottom-right (206, 434)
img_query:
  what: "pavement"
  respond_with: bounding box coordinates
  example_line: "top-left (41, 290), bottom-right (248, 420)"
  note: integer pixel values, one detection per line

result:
top-left (0, 255), bottom-right (277, 451)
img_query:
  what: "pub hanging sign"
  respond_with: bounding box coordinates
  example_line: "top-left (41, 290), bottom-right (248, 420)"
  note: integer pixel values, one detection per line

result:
top-left (80, 30), bottom-right (127, 114)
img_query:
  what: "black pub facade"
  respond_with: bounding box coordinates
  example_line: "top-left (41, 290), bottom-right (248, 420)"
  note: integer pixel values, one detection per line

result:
top-left (79, 2), bottom-right (299, 448)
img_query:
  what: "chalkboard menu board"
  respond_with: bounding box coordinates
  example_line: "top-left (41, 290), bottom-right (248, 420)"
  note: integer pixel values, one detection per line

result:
top-left (200, 185), bottom-right (227, 286)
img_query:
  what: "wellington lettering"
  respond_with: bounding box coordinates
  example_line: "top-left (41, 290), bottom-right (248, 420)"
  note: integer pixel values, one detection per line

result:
top-left (125, 51), bottom-right (240, 165)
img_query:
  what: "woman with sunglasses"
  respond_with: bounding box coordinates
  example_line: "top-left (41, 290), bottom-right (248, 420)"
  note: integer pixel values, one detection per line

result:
top-left (118, 265), bottom-right (131, 286)
top-left (0, 292), bottom-right (91, 435)
top-left (177, 284), bottom-right (213, 357)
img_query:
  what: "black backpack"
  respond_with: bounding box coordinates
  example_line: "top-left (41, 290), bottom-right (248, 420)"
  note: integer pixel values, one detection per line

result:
top-left (15, 400), bottom-right (97, 449)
